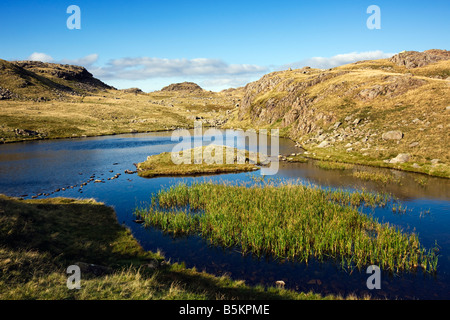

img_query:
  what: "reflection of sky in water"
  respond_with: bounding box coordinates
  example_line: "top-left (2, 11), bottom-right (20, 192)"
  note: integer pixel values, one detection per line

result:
top-left (0, 131), bottom-right (449, 299)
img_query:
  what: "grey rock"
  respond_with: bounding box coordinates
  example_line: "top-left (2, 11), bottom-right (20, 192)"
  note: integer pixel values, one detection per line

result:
top-left (333, 122), bottom-right (342, 129)
top-left (382, 131), bottom-right (404, 141)
top-left (431, 159), bottom-right (440, 165)
top-left (389, 153), bottom-right (410, 164)
top-left (317, 141), bottom-right (330, 148)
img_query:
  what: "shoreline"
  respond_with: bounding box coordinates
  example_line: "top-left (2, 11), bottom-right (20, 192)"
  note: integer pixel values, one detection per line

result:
top-left (1, 127), bottom-right (448, 179)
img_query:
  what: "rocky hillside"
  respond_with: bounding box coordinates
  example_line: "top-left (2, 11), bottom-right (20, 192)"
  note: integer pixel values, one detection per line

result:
top-left (0, 60), bottom-right (114, 101)
top-left (230, 50), bottom-right (450, 177)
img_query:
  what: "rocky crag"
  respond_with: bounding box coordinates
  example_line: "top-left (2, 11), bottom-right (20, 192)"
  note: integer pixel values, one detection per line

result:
top-left (230, 50), bottom-right (450, 177)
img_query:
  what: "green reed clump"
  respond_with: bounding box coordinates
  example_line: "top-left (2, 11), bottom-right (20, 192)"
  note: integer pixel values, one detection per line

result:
top-left (352, 171), bottom-right (399, 184)
top-left (135, 182), bottom-right (438, 273)
top-left (316, 161), bottom-right (354, 170)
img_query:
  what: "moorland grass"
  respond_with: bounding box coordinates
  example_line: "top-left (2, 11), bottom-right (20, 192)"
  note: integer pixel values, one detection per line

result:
top-left (135, 182), bottom-right (438, 273)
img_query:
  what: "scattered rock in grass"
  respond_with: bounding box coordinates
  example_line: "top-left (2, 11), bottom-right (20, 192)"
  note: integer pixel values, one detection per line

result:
top-left (409, 142), bottom-right (419, 148)
top-left (333, 122), bottom-right (342, 129)
top-left (389, 153), bottom-right (410, 164)
top-left (431, 159), bottom-right (440, 165)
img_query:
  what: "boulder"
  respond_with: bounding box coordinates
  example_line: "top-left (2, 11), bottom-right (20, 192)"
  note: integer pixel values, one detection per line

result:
top-left (382, 131), bottom-right (403, 141)
top-left (389, 153), bottom-right (410, 164)
top-left (431, 159), bottom-right (440, 165)
top-left (317, 141), bottom-right (330, 148)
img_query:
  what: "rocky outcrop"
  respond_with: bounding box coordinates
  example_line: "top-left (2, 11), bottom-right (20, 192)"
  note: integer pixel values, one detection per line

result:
top-left (122, 87), bottom-right (145, 94)
top-left (357, 76), bottom-right (426, 101)
top-left (238, 68), bottom-right (345, 136)
top-left (161, 82), bottom-right (203, 93)
top-left (389, 50), bottom-right (450, 69)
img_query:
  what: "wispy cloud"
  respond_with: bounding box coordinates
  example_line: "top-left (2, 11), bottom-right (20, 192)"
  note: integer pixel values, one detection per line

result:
top-left (27, 52), bottom-right (99, 68)
top-left (24, 51), bottom-right (397, 91)
top-left (281, 51), bottom-right (395, 70)
top-left (27, 52), bottom-right (54, 63)
top-left (60, 54), bottom-right (99, 68)
top-left (91, 57), bottom-right (268, 80)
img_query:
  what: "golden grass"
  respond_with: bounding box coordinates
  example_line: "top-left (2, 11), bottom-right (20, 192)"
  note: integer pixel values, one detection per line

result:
top-left (0, 88), bottom-right (238, 143)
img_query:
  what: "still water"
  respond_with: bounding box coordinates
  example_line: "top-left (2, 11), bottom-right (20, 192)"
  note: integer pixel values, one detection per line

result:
top-left (0, 131), bottom-right (449, 299)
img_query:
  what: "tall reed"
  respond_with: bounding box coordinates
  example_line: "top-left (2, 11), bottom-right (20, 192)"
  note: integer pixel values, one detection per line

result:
top-left (135, 182), bottom-right (438, 273)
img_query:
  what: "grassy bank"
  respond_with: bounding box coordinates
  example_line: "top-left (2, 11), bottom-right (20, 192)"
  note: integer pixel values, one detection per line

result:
top-left (135, 182), bottom-right (438, 273)
top-left (0, 194), bottom-right (344, 300)
top-left (303, 149), bottom-right (450, 179)
top-left (137, 146), bottom-right (265, 178)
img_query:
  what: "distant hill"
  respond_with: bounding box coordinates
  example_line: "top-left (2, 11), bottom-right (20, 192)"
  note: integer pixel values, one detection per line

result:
top-left (161, 82), bottom-right (204, 93)
top-left (0, 60), bottom-right (114, 101)
top-left (227, 49), bottom-right (450, 177)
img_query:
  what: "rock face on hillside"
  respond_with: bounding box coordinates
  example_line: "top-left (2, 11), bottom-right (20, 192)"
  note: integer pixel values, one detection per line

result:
top-left (389, 50), bottom-right (450, 69)
top-left (161, 82), bottom-right (203, 93)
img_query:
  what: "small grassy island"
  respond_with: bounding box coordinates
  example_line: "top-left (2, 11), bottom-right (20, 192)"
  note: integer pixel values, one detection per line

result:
top-left (137, 145), bottom-right (267, 178)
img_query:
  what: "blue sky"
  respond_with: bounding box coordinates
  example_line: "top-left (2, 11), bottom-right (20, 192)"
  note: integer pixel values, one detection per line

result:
top-left (1, 0), bottom-right (449, 91)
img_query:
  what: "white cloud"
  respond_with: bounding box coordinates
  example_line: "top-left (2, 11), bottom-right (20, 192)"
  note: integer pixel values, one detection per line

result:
top-left (22, 51), bottom-right (398, 92)
top-left (26, 52), bottom-right (98, 68)
top-left (282, 51), bottom-right (395, 70)
top-left (91, 57), bottom-right (268, 80)
top-left (27, 52), bottom-right (54, 63)
top-left (60, 54), bottom-right (99, 67)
